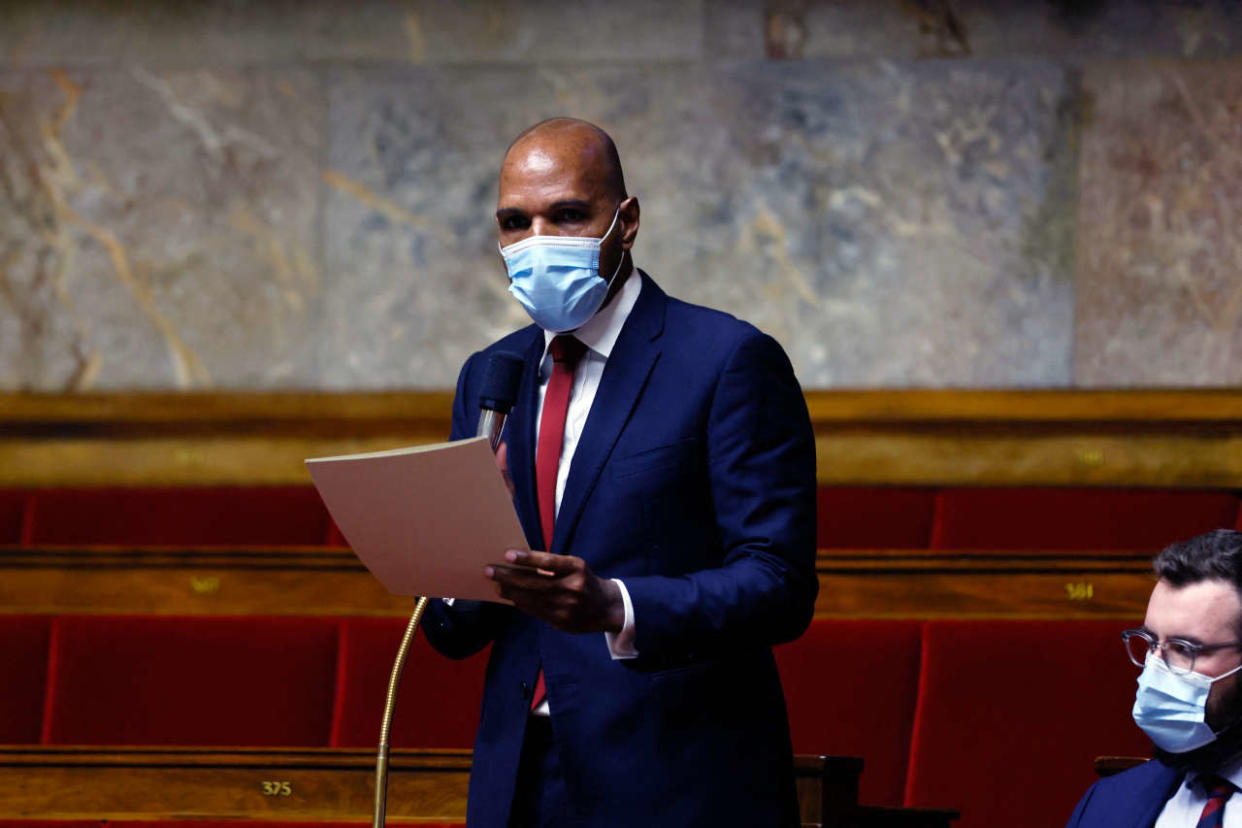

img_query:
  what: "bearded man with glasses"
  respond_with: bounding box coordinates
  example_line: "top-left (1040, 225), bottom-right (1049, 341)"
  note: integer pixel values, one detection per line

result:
top-left (1068, 529), bottom-right (1242, 828)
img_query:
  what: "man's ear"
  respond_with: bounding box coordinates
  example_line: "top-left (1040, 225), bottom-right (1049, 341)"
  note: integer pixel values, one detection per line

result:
top-left (619, 196), bottom-right (640, 250)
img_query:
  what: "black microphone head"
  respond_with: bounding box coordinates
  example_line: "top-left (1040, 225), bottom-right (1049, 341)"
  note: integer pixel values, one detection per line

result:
top-left (478, 352), bottom-right (524, 415)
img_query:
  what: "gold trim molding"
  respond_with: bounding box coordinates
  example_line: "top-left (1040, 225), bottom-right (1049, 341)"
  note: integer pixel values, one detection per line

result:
top-left (2, 390), bottom-right (1241, 487)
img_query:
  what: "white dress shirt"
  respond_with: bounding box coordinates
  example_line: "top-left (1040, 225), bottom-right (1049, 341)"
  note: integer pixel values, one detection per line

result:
top-left (527, 267), bottom-right (644, 716)
top-left (444, 270), bottom-right (642, 715)
top-left (533, 266), bottom-right (642, 658)
top-left (1154, 755), bottom-right (1242, 827)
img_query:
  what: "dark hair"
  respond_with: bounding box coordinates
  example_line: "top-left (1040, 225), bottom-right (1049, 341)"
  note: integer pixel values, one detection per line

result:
top-left (1154, 529), bottom-right (1242, 589)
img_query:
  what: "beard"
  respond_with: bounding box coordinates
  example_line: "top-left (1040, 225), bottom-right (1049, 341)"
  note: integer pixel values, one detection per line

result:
top-left (1154, 679), bottom-right (1242, 773)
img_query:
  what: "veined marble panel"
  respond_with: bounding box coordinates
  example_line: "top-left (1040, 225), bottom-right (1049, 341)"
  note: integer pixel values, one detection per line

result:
top-left (319, 66), bottom-right (537, 389)
top-left (0, 0), bottom-right (706, 68)
top-left (0, 67), bottom-right (323, 390)
top-left (1075, 60), bottom-right (1242, 388)
top-left (766, 0), bottom-right (1242, 60)
top-left (705, 0), bottom-right (767, 60)
top-left (323, 59), bottom-right (1076, 388)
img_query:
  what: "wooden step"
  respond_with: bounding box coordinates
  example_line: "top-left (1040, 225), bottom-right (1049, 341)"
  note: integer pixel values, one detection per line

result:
top-left (4, 390), bottom-right (1242, 488)
top-left (0, 747), bottom-right (953, 827)
top-left (0, 545), bottom-right (1153, 619)
top-left (0, 746), bottom-right (469, 822)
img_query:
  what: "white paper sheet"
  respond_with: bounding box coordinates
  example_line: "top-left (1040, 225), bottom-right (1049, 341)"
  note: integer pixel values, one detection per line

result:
top-left (305, 436), bottom-right (527, 602)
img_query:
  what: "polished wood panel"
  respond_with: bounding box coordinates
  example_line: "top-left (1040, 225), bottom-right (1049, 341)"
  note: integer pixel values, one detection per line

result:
top-left (0, 748), bottom-right (941, 827)
top-left (814, 549), bottom-right (1153, 620)
top-left (0, 545), bottom-right (1153, 619)
top-left (797, 754), bottom-right (862, 828)
top-left (4, 390), bottom-right (1242, 487)
top-left (0, 746), bottom-right (469, 821)
top-left (0, 546), bottom-right (408, 617)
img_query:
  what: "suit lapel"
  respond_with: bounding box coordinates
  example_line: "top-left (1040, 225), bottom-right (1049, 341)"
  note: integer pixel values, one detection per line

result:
top-left (1139, 762), bottom-right (1183, 828)
top-left (1121, 760), bottom-right (1183, 828)
top-left (504, 328), bottom-right (547, 550)
top-left (553, 273), bottom-right (667, 555)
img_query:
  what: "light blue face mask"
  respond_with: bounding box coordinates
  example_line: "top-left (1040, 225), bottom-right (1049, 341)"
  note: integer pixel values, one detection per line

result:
top-left (1132, 654), bottom-right (1242, 753)
top-left (499, 209), bottom-right (623, 333)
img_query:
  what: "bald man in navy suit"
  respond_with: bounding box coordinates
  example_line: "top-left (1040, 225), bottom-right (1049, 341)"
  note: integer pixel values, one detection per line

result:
top-left (423, 119), bottom-right (818, 827)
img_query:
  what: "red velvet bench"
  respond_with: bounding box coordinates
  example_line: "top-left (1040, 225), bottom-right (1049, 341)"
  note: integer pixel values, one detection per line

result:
top-left (6, 485), bottom-right (1239, 553)
top-left (22, 487), bottom-right (340, 547)
top-left (903, 619), bottom-right (1152, 828)
top-left (776, 618), bottom-right (924, 807)
top-left (931, 488), bottom-right (1241, 551)
top-left (0, 616), bottom-right (50, 744)
top-left (817, 487), bottom-right (938, 549)
top-left (4, 615), bottom-right (487, 750)
top-left (331, 617), bottom-right (486, 749)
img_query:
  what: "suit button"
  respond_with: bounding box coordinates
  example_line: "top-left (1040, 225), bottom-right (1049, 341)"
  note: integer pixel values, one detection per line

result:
top-left (519, 681), bottom-right (530, 700)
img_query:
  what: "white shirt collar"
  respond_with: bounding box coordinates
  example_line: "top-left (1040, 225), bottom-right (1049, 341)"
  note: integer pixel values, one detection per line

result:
top-left (540, 264), bottom-right (643, 362)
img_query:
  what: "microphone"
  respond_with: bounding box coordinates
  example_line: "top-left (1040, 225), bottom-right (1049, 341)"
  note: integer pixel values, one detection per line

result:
top-left (476, 352), bottom-right (524, 451)
top-left (372, 352), bottom-right (525, 828)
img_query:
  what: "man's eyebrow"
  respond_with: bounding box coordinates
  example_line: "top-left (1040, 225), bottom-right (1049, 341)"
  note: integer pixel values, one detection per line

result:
top-left (495, 207), bottom-right (526, 221)
top-left (548, 199), bottom-right (591, 212)
top-left (1142, 626), bottom-right (1206, 646)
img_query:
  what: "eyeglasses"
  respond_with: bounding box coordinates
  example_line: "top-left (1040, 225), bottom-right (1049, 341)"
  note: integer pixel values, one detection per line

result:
top-left (1122, 628), bottom-right (1242, 675)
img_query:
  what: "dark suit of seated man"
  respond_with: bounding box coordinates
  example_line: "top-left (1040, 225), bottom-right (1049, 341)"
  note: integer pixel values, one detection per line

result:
top-left (422, 118), bottom-right (819, 827)
top-left (1067, 529), bottom-right (1242, 828)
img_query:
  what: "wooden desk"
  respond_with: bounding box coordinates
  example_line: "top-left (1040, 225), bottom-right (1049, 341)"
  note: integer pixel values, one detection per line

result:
top-left (3, 389), bottom-right (1242, 488)
top-left (0, 747), bottom-right (469, 822)
top-left (815, 548), bottom-right (1153, 619)
top-left (0, 545), bottom-right (1153, 619)
top-left (0, 748), bottom-right (953, 827)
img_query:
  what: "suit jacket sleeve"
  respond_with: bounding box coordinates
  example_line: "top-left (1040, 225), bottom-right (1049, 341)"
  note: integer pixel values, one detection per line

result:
top-left (422, 351), bottom-right (512, 660)
top-left (622, 330), bottom-right (819, 656)
top-left (1064, 780), bottom-right (1097, 828)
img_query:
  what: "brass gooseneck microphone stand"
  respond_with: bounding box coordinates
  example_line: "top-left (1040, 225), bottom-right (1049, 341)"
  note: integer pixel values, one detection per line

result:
top-left (372, 594), bottom-right (430, 828)
top-left (370, 351), bottom-right (523, 828)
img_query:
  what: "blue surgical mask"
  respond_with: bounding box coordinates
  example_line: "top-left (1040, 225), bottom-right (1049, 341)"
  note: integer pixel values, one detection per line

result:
top-left (500, 209), bottom-right (624, 333)
top-left (1132, 655), bottom-right (1242, 753)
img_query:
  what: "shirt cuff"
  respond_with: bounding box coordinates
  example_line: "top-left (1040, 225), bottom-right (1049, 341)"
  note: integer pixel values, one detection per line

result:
top-left (605, 578), bottom-right (638, 660)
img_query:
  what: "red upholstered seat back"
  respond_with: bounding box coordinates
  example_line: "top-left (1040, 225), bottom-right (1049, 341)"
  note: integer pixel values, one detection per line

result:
top-left (44, 616), bottom-right (339, 746)
top-left (0, 616), bottom-right (51, 744)
top-left (0, 490), bottom-right (29, 544)
top-left (817, 488), bottom-right (937, 549)
top-left (28, 488), bottom-right (335, 546)
top-left (331, 617), bottom-right (487, 749)
top-left (775, 619), bottom-right (923, 807)
top-left (931, 488), bottom-right (1241, 550)
top-left (904, 620), bottom-right (1151, 828)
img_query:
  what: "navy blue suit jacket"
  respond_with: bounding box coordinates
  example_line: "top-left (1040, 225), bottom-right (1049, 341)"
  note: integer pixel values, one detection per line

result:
top-left (1065, 759), bottom-right (1183, 828)
top-left (424, 273), bottom-right (819, 827)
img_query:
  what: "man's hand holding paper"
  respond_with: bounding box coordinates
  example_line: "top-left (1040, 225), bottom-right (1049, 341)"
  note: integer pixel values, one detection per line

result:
top-left (486, 549), bottom-right (624, 635)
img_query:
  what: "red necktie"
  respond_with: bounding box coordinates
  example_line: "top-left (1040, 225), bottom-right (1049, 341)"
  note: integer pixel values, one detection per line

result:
top-left (1198, 775), bottom-right (1235, 828)
top-left (530, 334), bottom-right (586, 710)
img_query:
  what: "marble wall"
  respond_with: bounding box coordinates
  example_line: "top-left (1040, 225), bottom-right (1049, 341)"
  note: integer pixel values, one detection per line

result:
top-left (1, 0), bottom-right (1239, 390)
